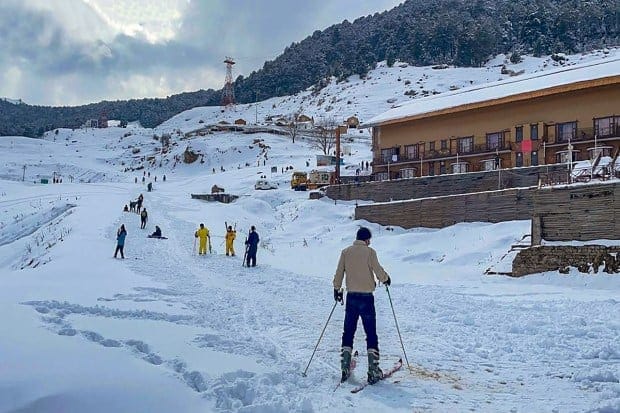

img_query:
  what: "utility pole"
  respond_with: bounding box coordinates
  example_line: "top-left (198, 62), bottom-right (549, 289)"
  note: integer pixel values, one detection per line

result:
top-left (335, 127), bottom-right (341, 183)
top-left (22, 165), bottom-right (26, 181)
top-left (255, 91), bottom-right (258, 125)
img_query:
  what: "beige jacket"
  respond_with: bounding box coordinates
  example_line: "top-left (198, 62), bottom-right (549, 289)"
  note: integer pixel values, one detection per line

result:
top-left (333, 240), bottom-right (389, 293)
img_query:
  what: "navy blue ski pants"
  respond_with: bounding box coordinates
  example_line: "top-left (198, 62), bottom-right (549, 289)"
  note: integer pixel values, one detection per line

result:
top-left (341, 292), bottom-right (378, 350)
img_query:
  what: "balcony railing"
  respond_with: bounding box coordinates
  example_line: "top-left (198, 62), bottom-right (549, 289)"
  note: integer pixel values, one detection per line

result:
top-left (373, 142), bottom-right (511, 166)
top-left (543, 124), bottom-right (620, 145)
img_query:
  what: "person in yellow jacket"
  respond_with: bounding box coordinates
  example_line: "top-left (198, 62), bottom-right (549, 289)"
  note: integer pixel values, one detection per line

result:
top-left (194, 223), bottom-right (210, 255)
top-left (225, 225), bottom-right (236, 256)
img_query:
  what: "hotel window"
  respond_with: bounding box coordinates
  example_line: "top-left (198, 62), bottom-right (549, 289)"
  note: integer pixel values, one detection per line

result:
top-left (400, 168), bottom-right (416, 179)
top-left (515, 126), bottom-right (523, 143)
top-left (486, 132), bottom-right (504, 150)
top-left (375, 172), bottom-right (389, 181)
top-left (439, 161), bottom-right (446, 174)
top-left (530, 123), bottom-right (538, 140)
top-left (429, 141), bottom-right (435, 151)
top-left (531, 151), bottom-right (538, 166)
top-left (428, 162), bottom-right (435, 176)
top-left (380, 147), bottom-right (399, 163)
top-left (516, 152), bottom-right (523, 167)
top-left (595, 116), bottom-right (615, 138)
top-left (441, 139), bottom-right (448, 150)
top-left (457, 136), bottom-right (473, 153)
top-left (556, 121), bottom-right (576, 143)
top-left (405, 144), bottom-right (419, 160)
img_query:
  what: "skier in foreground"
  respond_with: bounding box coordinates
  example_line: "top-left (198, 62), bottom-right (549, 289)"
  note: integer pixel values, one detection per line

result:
top-left (333, 227), bottom-right (391, 384)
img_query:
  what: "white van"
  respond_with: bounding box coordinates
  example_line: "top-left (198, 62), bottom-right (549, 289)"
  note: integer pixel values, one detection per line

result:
top-left (255, 179), bottom-right (278, 190)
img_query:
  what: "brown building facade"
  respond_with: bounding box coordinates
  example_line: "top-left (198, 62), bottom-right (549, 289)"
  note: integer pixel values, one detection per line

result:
top-left (368, 61), bottom-right (620, 180)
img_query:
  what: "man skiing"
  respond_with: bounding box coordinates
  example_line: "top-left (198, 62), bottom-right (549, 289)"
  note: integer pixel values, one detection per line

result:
top-left (140, 208), bottom-right (148, 229)
top-left (333, 227), bottom-right (391, 384)
top-left (225, 225), bottom-right (236, 256)
top-left (195, 223), bottom-right (210, 255)
top-left (244, 226), bottom-right (259, 267)
top-left (114, 224), bottom-right (127, 259)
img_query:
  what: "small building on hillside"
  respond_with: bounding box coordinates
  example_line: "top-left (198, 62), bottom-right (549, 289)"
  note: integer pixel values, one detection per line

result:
top-left (234, 118), bottom-right (247, 125)
top-left (346, 116), bottom-right (360, 128)
top-left (365, 59), bottom-right (620, 180)
top-left (297, 114), bottom-right (313, 123)
top-left (81, 119), bottom-right (99, 128)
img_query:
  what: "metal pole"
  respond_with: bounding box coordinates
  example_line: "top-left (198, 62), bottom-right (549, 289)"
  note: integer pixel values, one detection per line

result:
top-left (335, 128), bottom-right (341, 183)
top-left (385, 285), bottom-right (411, 369)
top-left (302, 300), bottom-right (340, 377)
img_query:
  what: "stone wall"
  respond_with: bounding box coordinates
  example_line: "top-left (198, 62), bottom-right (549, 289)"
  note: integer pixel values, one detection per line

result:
top-left (512, 245), bottom-right (620, 277)
top-left (327, 164), bottom-right (567, 202)
top-left (355, 187), bottom-right (535, 228)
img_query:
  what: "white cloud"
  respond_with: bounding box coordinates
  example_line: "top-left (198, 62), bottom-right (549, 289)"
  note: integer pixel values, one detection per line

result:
top-left (0, 0), bottom-right (403, 105)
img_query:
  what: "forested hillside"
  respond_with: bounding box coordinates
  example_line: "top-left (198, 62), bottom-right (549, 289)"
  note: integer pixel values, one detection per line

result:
top-left (1, 0), bottom-right (617, 137)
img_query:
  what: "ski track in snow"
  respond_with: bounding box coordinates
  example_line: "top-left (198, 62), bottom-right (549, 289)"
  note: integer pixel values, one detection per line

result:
top-left (22, 187), bottom-right (620, 412)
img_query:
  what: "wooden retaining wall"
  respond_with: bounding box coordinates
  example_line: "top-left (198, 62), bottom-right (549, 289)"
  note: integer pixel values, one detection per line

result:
top-left (531, 183), bottom-right (620, 244)
top-left (355, 187), bottom-right (535, 229)
top-left (327, 164), bottom-right (567, 202)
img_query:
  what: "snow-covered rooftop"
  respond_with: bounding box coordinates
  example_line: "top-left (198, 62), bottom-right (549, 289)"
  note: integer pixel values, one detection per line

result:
top-left (367, 57), bottom-right (620, 127)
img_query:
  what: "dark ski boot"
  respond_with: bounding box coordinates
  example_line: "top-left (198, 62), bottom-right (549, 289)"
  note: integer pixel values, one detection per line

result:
top-left (367, 348), bottom-right (384, 385)
top-left (340, 346), bottom-right (353, 382)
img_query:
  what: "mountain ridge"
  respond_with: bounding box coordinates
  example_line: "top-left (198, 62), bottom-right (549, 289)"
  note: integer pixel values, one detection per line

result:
top-left (0, 0), bottom-right (617, 137)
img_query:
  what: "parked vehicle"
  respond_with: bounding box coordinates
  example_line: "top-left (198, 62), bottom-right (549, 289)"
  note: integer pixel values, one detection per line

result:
top-left (291, 171), bottom-right (308, 191)
top-left (307, 170), bottom-right (335, 190)
top-left (255, 179), bottom-right (278, 190)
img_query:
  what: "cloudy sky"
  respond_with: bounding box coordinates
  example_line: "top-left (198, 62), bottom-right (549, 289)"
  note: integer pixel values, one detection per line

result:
top-left (0, 0), bottom-right (402, 106)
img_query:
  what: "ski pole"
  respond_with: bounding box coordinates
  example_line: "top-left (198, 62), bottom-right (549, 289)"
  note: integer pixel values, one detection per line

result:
top-left (302, 298), bottom-right (341, 377)
top-left (385, 285), bottom-right (411, 369)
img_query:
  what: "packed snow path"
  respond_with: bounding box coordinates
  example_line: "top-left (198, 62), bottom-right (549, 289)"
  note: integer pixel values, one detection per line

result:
top-left (20, 186), bottom-right (620, 412)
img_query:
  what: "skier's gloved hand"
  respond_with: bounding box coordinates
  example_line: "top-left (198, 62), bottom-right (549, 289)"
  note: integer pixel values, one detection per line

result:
top-left (334, 289), bottom-right (343, 303)
top-left (384, 276), bottom-right (391, 287)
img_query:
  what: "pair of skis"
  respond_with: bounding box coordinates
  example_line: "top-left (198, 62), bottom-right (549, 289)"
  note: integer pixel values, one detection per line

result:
top-left (334, 351), bottom-right (403, 393)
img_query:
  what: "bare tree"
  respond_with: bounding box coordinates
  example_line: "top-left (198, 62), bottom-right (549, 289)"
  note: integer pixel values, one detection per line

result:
top-left (309, 117), bottom-right (338, 155)
top-left (285, 118), bottom-right (299, 143)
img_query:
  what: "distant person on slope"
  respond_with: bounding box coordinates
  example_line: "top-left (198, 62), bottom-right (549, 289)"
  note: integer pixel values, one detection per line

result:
top-left (150, 225), bottom-right (162, 238)
top-left (114, 224), bottom-right (127, 259)
top-left (245, 226), bottom-right (260, 267)
top-left (333, 227), bottom-right (391, 385)
top-left (140, 209), bottom-right (148, 229)
top-left (195, 223), bottom-right (210, 255)
top-left (225, 225), bottom-right (236, 256)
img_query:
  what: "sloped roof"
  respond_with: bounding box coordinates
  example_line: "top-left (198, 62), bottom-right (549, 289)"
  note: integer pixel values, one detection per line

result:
top-left (366, 58), bottom-right (620, 127)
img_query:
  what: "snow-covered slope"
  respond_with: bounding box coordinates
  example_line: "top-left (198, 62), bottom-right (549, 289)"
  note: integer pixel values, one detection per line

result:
top-left (158, 48), bottom-right (619, 134)
top-left (1, 50), bottom-right (619, 413)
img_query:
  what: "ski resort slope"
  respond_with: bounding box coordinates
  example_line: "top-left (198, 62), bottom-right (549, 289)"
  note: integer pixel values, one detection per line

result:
top-left (1, 125), bottom-right (619, 413)
top-left (1, 49), bottom-right (620, 412)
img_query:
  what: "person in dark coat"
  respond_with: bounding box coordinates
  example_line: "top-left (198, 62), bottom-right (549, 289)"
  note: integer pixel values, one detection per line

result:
top-left (150, 225), bottom-right (162, 238)
top-left (245, 226), bottom-right (260, 267)
top-left (140, 209), bottom-right (148, 229)
top-left (114, 224), bottom-right (127, 259)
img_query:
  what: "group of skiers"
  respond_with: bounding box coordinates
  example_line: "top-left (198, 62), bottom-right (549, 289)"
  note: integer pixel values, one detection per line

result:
top-left (193, 223), bottom-right (260, 267)
top-left (117, 192), bottom-right (391, 385)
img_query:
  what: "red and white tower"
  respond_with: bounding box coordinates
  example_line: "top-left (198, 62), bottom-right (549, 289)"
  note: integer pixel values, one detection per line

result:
top-left (221, 57), bottom-right (236, 108)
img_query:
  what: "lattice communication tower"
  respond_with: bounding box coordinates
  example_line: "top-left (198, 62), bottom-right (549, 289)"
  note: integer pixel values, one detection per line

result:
top-left (221, 57), bottom-right (236, 107)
